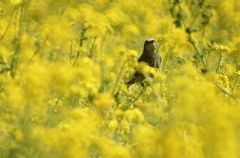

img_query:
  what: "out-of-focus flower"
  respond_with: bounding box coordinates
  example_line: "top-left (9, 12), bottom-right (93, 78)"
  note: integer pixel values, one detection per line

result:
top-left (155, 34), bottom-right (165, 48)
top-left (112, 108), bottom-right (123, 119)
top-left (48, 99), bottom-right (58, 107)
top-left (107, 119), bottom-right (119, 132)
top-left (117, 119), bottom-right (130, 135)
top-left (214, 44), bottom-right (232, 53)
top-left (71, 108), bottom-right (94, 121)
top-left (93, 93), bottom-right (115, 113)
top-left (123, 108), bottom-right (145, 123)
top-left (127, 50), bottom-right (138, 63)
top-left (105, 5), bottom-right (130, 27)
top-left (218, 74), bottom-right (230, 90)
top-left (10, 0), bottom-right (22, 5)
top-left (122, 24), bottom-right (140, 40)
top-left (235, 70), bottom-right (240, 76)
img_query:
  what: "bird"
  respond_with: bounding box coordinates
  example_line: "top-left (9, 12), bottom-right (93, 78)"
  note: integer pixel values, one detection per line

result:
top-left (127, 38), bottom-right (162, 86)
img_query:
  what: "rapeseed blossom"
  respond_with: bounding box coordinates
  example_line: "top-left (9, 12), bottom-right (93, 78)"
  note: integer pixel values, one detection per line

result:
top-left (93, 93), bottom-right (115, 113)
top-left (1, 0), bottom-right (240, 157)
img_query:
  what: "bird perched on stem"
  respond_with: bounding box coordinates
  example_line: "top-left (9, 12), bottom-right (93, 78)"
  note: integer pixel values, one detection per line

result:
top-left (127, 38), bottom-right (162, 86)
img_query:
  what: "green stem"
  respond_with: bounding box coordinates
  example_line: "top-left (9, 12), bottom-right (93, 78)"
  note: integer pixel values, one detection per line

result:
top-left (214, 81), bottom-right (239, 102)
top-left (232, 74), bottom-right (239, 95)
top-left (190, 8), bottom-right (201, 27)
top-left (72, 51), bottom-right (80, 66)
top-left (112, 60), bottom-right (127, 95)
top-left (52, 95), bottom-right (61, 114)
top-left (89, 36), bottom-right (97, 58)
top-left (0, 7), bottom-right (17, 43)
top-left (20, 45), bottom-right (40, 78)
top-left (178, 5), bottom-right (208, 70)
top-left (215, 51), bottom-right (222, 73)
top-left (11, 5), bottom-right (26, 78)
top-left (70, 38), bottom-right (73, 65)
top-left (129, 86), bottom-right (145, 106)
top-left (190, 36), bottom-right (208, 69)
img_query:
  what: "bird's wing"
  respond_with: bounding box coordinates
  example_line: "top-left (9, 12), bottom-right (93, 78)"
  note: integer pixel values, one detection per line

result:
top-left (127, 72), bottom-right (144, 85)
top-left (137, 53), bottom-right (147, 62)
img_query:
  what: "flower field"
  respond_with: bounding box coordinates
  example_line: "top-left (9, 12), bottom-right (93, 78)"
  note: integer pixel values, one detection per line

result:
top-left (0, 0), bottom-right (240, 157)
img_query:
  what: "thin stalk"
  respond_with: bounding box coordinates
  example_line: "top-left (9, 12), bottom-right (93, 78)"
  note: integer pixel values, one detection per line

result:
top-left (232, 74), bottom-right (239, 95)
top-left (129, 86), bottom-right (146, 106)
top-left (72, 51), bottom-right (80, 66)
top-left (178, 5), bottom-right (208, 70)
top-left (72, 29), bottom-right (87, 66)
top-left (11, 5), bottom-right (26, 78)
top-left (155, 44), bottom-right (162, 69)
top-left (112, 60), bottom-right (127, 95)
top-left (190, 8), bottom-right (201, 27)
top-left (190, 36), bottom-right (208, 69)
top-left (61, 2), bottom-right (69, 16)
top-left (201, 25), bottom-right (206, 39)
top-left (20, 45), bottom-right (40, 78)
top-left (51, 95), bottom-right (61, 114)
top-left (11, 0), bottom-right (31, 77)
top-left (70, 38), bottom-right (73, 65)
top-left (204, 50), bottom-right (209, 68)
top-left (98, 61), bottom-right (105, 93)
top-left (214, 81), bottom-right (239, 102)
top-left (150, 84), bottom-right (162, 103)
top-left (89, 36), bottom-right (97, 58)
top-left (0, 7), bottom-right (17, 43)
top-left (98, 37), bottom-right (106, 93)
top-left (215, 51), bottom-right (222, 73)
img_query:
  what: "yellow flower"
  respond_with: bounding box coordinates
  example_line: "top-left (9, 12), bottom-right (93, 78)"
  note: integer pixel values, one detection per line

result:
top-left (155, 34), bottom-right (165, 47)
top-left (136, 62), bottom-right (151, 75)
top-left (124, 108), bottom-right (145, 123)
top-left (146, 87), bottom-right (152, 94)
top-left (83, 21), bottom-right (93, 29)
top-left (71, 108), bottom-right (82, 120)
top-left (10, 0), bottom-right (23, 5)
top-left (218, 74), bottom-right (230, 90)
top-left (214, 44), bottom-right (232, 53)
top-left (94, 0), bottom-right (109, 7)
top-left (122, 24), bottom-right (140, 40)
top-left (112, 108), bottom-right (123, 118)
top-left (61, 123), bottom-right (70, 131)
top-left (236, 70), bottom-right (240, 76)
top-left (31, 116), bottom-right (39, 123)
top-left (117, 119), bottom-right (130, 136)
top-left (127, 50), bottom-right (138, 65)
top-left (48, 99), bottom-right (57, 107)
top-left (14, 129), bottom-right (23, 141)
top-left (107, 119), bottom-right (119, 132)
top-left (93, 93), bottom-right (115, 113)
top-left (105, 5), bottom-right (130, 27)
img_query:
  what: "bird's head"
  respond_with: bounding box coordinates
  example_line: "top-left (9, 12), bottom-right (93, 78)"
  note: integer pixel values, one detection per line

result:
top-left (144, 38), bottom-right (156, 54)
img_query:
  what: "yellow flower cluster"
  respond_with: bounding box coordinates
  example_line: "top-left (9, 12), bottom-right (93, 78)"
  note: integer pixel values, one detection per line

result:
top-left (218, 74), bottom-right (230, 90)
top-left (93, 93), bottom-right (115, 114)
top-left (107, 119), bottom-right (119, 132)
top-left (214, 44), bottom-right (232, 53)
top-left (1, 0), bottom-right (240, 157)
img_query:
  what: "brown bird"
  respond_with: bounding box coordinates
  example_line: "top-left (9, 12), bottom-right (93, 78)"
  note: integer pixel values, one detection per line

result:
top-left (127, 38), bottom-right (162, 86)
